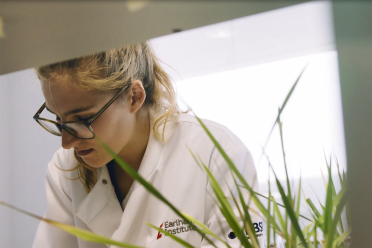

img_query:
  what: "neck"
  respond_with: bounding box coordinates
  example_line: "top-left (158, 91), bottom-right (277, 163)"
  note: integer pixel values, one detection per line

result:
top-left (115, 116), bottom-right (150, 172)
top-left (107, 115), bottom-right (150, 204)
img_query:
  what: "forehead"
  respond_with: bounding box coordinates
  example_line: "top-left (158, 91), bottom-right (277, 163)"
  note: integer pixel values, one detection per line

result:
top-left (41, 77), bottom-right (109, 115)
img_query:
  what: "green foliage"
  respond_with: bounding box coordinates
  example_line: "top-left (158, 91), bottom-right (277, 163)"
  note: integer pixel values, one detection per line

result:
top-left (0, 201), bottom-right (144, 248)
top-left (0, 65), bottom-right (350, 248)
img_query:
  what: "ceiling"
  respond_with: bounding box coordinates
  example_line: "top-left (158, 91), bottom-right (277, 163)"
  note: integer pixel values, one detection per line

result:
top-left (0, 0), bottom-right (308, 75)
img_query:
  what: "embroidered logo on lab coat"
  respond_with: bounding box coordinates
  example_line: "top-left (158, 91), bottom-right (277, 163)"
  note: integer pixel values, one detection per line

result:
top-left (157, 219), bottom-right (196, 239)
top-left (228, 221), bottom-right (263, 239)
top-left (156, 223), bottom-right (164, 240)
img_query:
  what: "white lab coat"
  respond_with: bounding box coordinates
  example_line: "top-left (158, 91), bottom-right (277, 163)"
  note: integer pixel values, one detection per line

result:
top-left (32, 113), bottom-right (264, 248)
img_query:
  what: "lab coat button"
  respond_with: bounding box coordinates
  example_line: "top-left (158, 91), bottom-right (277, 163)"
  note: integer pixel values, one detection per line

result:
top-left (102, 179), bottom-right (108, 185)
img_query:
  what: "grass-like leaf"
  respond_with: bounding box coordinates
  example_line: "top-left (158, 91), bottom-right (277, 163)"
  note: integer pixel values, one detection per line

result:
top-left (96, 137), bottom-right (218, 248)
top-left (267, 180), bottom-right (272, 248)
top-left (0, 201), bottom-right (143, 248)
top-left (306, 198), bottom-right (321, 220)
top-left (147, 223), bottom-right (196, 248)
top-left (200, 162), bottom-right (252, 248)
top-left (181, 212), bottom-right (232, 248)
top-left (192, 113), bottom-right (280, 232)
top-left (271, 172), bottom-right (308, 248)
top-left (260, 65), bottom-right (308, 154)
top-left (323, 165), bottom-right (334, 238)
top-left (277, 108), bottom-right (292, 201)
top-left (333, 227), bottom-right (351, 248)
top-left (325, 189), bottom-right (348, 248)
top-left (272, 197), bottom-right (286, 233)
top-left (250, 189), bottom-right (312, 222)
top-left (232, 174), bottom-right (259, 248)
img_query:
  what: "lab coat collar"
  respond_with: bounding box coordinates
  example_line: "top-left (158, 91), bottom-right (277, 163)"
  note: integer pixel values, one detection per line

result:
top-left (74, 119), bottom-right (179, 240)
top-left (75, 164), bottom-right (123, 239)
top-left (128, 116), bottom-right (179, 183)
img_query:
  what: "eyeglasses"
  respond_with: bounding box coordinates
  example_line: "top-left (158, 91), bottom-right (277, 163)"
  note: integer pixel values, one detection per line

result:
top-left (33, 84), bottom-right (131, 139)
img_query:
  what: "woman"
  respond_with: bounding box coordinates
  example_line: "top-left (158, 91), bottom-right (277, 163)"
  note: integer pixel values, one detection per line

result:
top-left (31, 42), bottom-right (263, 248)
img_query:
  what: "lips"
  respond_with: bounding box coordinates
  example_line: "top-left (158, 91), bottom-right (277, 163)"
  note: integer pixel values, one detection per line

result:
top-left (75, 148), bottom-right (94, 157)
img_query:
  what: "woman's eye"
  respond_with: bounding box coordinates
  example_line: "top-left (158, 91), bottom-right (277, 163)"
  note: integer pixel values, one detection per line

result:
top-left (56, 116), bottom-right (62, 123)
top-left (77, 116), bottom-right (93, 121)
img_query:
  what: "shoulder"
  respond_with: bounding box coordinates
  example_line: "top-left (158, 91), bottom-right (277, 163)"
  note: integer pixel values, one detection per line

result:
top-left (162, 113), bottom-right (252, 166)
top-left (172, 114), bottom-right (259, 193)
top-left (171, 113), bottom-right (246, 152)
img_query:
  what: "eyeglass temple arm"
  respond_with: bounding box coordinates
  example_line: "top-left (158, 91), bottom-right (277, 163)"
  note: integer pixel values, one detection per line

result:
top-left (87, 84), bottom-right (131, 124)
top-left (33, 102), bottom-right (46, 118)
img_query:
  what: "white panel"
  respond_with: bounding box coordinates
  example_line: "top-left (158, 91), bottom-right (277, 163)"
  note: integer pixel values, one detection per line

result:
top-left (151, 21), bottom-right (234, 82)
top-left (151, 1), bottom-right (335, 81)
top-left (176, 51), bottom-right (346, 209)
top-left (0, 69), bottom-right (61, 248)
top-left (233, 1), bottom-right (335, 67)
top-left (0, 75), bottom-right (12, 248)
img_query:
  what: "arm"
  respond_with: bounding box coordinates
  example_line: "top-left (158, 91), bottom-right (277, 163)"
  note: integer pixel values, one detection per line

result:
top-left (32, 153), bottom-right (79, 248)
top-left (200, 144), bottom-right (264, 248)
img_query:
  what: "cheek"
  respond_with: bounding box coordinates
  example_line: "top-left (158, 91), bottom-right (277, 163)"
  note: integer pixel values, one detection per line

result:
top-left (90, 109), bottom-right (133, 150)
top-left (79, 114), bottom-right (134, 168)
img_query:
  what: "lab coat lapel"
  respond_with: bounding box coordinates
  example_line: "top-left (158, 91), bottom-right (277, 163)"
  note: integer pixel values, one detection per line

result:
top-left (76, 119), bottom-right (179, 246)
top-left (75, 165), bottom-right (123, 239)
top-left (109, 126), bottom-right (172, 245)
top-left (126, 119), bottom-right (179, 195)
top-left (120, 121), bottom-right (177, 197)
top-left (136, 128), bottom-right (164, 181)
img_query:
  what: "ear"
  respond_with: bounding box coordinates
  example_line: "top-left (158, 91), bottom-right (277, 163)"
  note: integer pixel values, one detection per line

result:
top-left (128, 80), bottom-right (146, 114)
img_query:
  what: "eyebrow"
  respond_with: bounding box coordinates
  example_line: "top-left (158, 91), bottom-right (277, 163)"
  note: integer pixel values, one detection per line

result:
top-left (45, 105), bottom-right (95, 117)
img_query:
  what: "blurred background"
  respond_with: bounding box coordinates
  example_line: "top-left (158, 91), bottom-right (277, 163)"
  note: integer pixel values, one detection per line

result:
top-left (0, 1), bottom-right (370, 247)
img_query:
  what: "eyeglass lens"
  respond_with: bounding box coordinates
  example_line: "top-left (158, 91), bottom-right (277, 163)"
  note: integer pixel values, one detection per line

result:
top-left (36, 119), bottom-right (62, 136)
top-left (36, 119), bottom-right (94, 138)
top-left (64, 122), bottom-right (94, 138)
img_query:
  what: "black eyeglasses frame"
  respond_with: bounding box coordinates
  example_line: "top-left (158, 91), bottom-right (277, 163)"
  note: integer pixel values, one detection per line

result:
top-left (33, 83), bottom-right (131, 139)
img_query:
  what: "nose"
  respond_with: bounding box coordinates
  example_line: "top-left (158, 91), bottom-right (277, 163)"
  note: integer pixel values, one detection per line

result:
top-left (61, 129), bottom-right (81, 149)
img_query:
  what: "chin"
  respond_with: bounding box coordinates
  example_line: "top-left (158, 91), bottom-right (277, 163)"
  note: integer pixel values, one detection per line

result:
top-left (80, 155), bottom-right (107, 169)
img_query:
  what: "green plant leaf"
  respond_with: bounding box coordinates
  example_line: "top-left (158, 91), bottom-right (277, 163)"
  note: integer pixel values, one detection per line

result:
top-left (325, 188), bottom-right (348, 248)
top-left (334, 153), bottom-right (343, 186)
top-left (192, 113), bottom-right (280, 232)
top-left (333, 186), bottom-right (346, 235)
top-left (200, 162), bottom-right (252, 248)
top-left (147, 223), bottom-right (196, 248)
top-left (306, 198), bottom-right (321, 219)
top-left (332, 227), bottom-right (351, 248)
top-left (295, 178), bottom-right (302, 219)
top-left (222, 173), bottom-right (253, 248)
top-left (272, 197), bottom-right (285, 232)
top-left (0, 201), bottom-right (143, 248)
top-left (251, 190), bottom-right (312, 222)
top-left (323, 164), bottom-right (334, 238)
top-left (272, 201), bottom-right (277, 245)
top-left (313, 223), bottom-right (318, 248)
top-left (96, 137), bottom-right (218, 248)
top-left (181, 212), bottom-right (231, 248)
top-left (232, 174), bottom-right (258, 248)
top-left (302, 222), bottom-right (313, 240)
top-left (276, 108), bottom-right (292, 201)
top-left (260, 65), bottom-right (308, 155)
top-left (267, 180), bottom-right (271, 248)
top-left (309, 184), bottom-right (326, 212)
top-left (272, 173), bottom-right (308, 248)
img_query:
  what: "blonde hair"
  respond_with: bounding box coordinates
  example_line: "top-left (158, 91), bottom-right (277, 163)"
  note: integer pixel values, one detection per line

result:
top-left (35, 41), bottom-right (184, 193)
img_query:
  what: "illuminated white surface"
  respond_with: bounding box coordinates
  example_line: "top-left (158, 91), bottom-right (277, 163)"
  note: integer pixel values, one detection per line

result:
top-left (175, 51), bottom-right (346, 183)
top-left (151, 1), bottom-right (335, 80)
